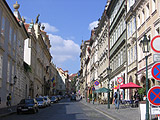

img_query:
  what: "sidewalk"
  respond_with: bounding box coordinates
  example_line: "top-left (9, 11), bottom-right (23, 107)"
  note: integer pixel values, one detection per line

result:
top-left (0, 106), bottom-right (17, 118)
top-left (80, 99), bottom-right (140, 120)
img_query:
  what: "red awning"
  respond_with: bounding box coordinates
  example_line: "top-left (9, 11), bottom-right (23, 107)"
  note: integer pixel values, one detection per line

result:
top-left (120, 82), bottom-right (142, 89)
top-left (113, 82), bottom-right (142, 89)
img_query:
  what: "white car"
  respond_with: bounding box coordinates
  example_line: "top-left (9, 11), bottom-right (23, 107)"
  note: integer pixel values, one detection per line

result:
top-left (43, 96), bottom-right (51, 106)
top-left (35, 98), bottom-right (46, 108)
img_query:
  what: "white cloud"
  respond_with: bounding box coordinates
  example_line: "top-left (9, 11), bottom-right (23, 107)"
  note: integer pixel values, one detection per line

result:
top-left (42, 23), bottom-right (58, 33)
top-left (49, 34), bottom-right (80, 65)
top-left (88, 21), bottom-right (98, 31)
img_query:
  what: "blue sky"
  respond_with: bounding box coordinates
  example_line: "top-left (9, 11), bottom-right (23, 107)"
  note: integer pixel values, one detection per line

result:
top-left (7, 0), bottom-right (107, 74)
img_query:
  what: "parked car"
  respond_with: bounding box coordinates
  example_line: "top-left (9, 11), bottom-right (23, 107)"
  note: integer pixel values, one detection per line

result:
top-left (17, 99), bottom-right (39, 114)
top-left (50, 96), bottom-right (58, 103)
top-left (70, 94), bottom-right (76, 101)
top-left (57, 95), bottom-right (62, 100)
top-left (43, 96), bottom-right (51, 106)
top-left (35, 98), bottom-right (46, 108)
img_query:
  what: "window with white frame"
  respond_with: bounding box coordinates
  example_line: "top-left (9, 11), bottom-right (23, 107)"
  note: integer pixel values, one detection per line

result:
top-left (128, 49), bottom-right (130, 65)
top-left (122, 19), bottom-right (124, 31)
top-left (152, 0), bottom-right (156, 13)
top-left (0, 54), bottom-right (3, 78)
top-left (146, 3), bottom-right (149, 18)
top-left (118, 25), bottom-right (120, 38)
top-left (115, 29), bottom-right (117, 42)
top-left (156, 27), bottom-right (160, 35)
top-left (121, 50), bottom-right (123, 65)
top-left (14, 31), bottom-right (17, 49)
top-left (123, 19), bottom-right (125, 31)
top-left (11, 64), bottom-right (14, 84)
top-left (120, 21), bottom-right (123, 34)
top-left (142, 9), bottom-right (145, 23)
top-left (134, 44), bottom-right (137, 61)
top-left (123, 48), bottom-right (126, 62)
top-left (114, 32), bottom-right (116, 44)
top-left (7, 60), bottom-right (10, 82)
top-left (130, 20), bottom-right (132, 35)
top-left (9, 26), bottom-right (13, 43)
top-left (1, 16), bottom-right (5, 36)
top-left (133, 17), bottom-right (136, 33)
top-left (118, 54), bottom-right (120, 67)
top-left (137, 15), bottom-right (140, 28)
top-left (128, 23), bottom-right (130, 38)
top-left (131, 47), bottom-right (133, 63)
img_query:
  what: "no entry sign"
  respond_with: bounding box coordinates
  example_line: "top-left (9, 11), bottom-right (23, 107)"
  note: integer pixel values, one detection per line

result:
top-left (151, 35), bottom-right (160, 53)
top-left (117, 77), bottom-right (123, 84)
top-left (94, 81), bottom-right (99, 86)
top-left (147, 86), bottom-right (160, 106)
top-left (151, 63), bottom-right (160, 81)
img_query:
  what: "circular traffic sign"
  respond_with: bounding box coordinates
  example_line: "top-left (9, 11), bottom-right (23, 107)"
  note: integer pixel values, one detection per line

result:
top-left (151, 35), bottom-right (160, 53)
top-left (117, 77), bottom-right (123, 84)
top-left (94, 81), bottom-right (99, 86)
top-left (147, 86), bottom-right (160, 106)
top-left (151, 63), bottom-right (160, 81)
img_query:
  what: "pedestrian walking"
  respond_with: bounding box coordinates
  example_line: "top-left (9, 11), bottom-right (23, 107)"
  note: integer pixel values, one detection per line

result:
top-left (7, 93), bottom-right (12, 111)
top-left (114, 92), bottom-right (118, 109)
top-left (92, 97), bottom-right (95, 104)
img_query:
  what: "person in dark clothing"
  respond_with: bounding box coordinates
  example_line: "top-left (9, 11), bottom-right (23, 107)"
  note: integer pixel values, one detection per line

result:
top-left (7, 93), bottom-right (12, 111)
top-left (114, 92), bottom-right (118, 109)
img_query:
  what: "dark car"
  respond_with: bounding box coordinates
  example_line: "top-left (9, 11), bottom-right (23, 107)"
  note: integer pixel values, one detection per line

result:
top-left (17, 99), bottom-right (38, 114)
top-left (70, 94), bottom-right (76, 101)
top-left (50, 96), bottom-right (58, 103)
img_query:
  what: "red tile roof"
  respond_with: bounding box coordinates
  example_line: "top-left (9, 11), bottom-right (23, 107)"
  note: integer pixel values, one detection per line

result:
top-left (24, 24), bottom-right (29, 31)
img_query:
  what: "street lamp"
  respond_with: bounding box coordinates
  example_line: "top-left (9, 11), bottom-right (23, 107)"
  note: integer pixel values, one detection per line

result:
top-left (107, 66), bottom-right (112, 109)
top-left (10, 75), bottom-right (17, 86)
top-left (140, 34), bottom-right (150, 120)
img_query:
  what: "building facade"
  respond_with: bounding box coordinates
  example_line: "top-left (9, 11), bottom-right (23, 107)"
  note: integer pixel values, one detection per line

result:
top-left (0, 0), bottom-right (28, 107)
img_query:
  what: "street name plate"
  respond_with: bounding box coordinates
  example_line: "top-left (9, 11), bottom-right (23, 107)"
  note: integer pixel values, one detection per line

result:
top-left (151, 106), bottom-right (160, 115)
top-left (153, 54), bottom-right (160, 62)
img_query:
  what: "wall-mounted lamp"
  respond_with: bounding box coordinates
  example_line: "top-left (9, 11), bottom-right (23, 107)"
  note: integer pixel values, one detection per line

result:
top-left (10, 75), bottom-right (17, 86)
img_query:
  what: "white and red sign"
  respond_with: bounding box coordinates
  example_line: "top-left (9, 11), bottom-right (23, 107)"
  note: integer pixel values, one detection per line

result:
top-left (151, 35), bottom-right (160, 53)
top-left (117, 77), bottom-right (123, 84)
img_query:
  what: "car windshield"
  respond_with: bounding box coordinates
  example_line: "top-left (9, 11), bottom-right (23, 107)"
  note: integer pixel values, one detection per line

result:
top-left (36, 98), bottom-right (43, 101)
top-left (44, 98), bottom-right (47, 100)
top-left (51, 97), bottom-right (55, 99)
top-left (20, 99), bottom-right (34, 104)
top-left (25, 99), bottom-right (34, 104)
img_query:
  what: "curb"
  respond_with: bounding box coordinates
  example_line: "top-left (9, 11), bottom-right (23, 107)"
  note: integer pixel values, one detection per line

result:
top-left (80, 101), bottom-right (119, 120)
top-left (0, 111), bottom-right (16, 118)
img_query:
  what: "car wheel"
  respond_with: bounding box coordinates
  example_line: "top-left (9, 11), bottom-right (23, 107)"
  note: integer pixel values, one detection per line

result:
top-left (36, 108), bottom-right (39, 113)
top-left (17, 110), bottom-right (21, 115)
top-left (33, 108), bottom-right (36, 114)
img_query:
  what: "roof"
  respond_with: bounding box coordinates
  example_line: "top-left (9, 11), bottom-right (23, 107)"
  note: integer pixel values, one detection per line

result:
top-left (24, 24), bottom-right (29, 31)
top-left (2, 0), bottom-right (20, 27)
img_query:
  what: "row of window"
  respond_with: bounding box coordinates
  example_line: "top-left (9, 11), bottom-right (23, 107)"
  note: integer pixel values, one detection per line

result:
top-left (110, 48), bottom-right (125, 71)
top-left (110, 0), bottom-right (123, 25)
top-left (127, 17), bottom-right (136, 38)
top-left (128, 44), bottom-right (137, 65)
top-left (110, 17), bottom-right (125, 49)
top-left (127, 0), bottom-right (135, 12)
top-left (137, 0), bottom-right (156, 29)
top-left (0, 7), bottom-right (24, 57)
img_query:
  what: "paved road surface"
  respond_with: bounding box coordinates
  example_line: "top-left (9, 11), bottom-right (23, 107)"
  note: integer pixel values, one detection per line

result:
top-left (1, 98), bottom-right (113, 120)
